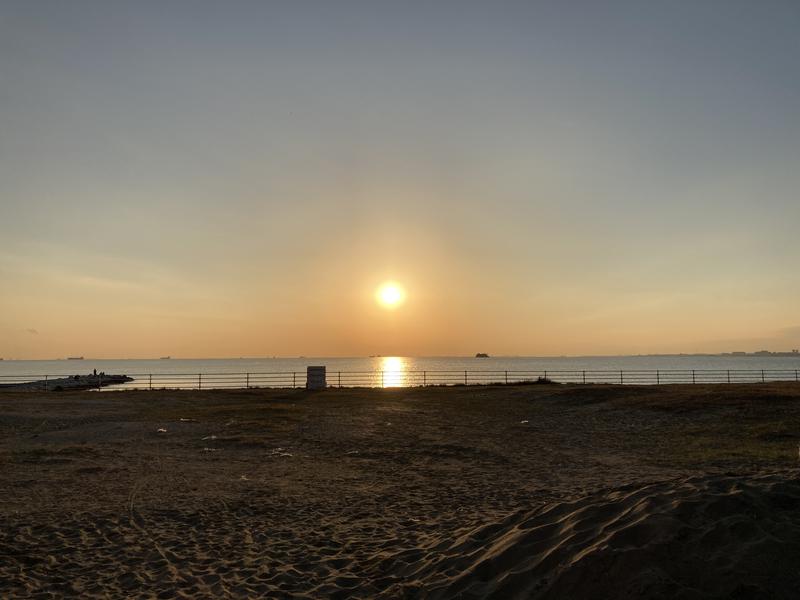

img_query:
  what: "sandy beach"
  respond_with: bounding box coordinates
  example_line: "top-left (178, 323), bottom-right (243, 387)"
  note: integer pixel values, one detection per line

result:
top-left (2, 383), bottom-right (800, 598)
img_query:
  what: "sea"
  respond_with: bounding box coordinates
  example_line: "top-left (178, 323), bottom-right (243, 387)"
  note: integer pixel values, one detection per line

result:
top-left (1, 355), bottom-right (800, 389)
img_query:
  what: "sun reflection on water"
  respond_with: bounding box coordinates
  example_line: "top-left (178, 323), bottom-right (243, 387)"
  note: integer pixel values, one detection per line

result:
top-left (379, 356), bottom-right (406, 388)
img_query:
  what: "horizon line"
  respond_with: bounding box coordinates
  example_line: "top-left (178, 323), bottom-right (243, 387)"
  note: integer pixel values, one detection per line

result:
top-left (2, 351), bottom-right (799, 362)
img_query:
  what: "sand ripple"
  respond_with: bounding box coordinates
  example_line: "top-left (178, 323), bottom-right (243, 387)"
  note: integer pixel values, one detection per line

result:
top-left (423, 472), bottom-right (800, 599)
top-left (3, 472), bottom-right (799, 598)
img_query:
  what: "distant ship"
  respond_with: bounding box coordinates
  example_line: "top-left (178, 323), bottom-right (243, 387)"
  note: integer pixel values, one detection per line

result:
top-left (67, 356), bottom-right (84, 360)
top-left (475, 353), bottom-right (490, 358)
top-left (160, 356), bottom-right (171, 360)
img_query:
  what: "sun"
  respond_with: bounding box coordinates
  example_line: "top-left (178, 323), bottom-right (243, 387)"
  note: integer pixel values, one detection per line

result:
top-left (376, 282), bottom-right (406, 309)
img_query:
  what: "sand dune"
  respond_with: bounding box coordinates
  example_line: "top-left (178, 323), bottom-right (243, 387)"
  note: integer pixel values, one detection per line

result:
top-left (426, 472), bottom-right (800, 599)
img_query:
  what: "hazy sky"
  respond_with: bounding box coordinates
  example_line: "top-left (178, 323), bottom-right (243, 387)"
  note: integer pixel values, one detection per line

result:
top-left (1, 1), bottom-right (799, 358)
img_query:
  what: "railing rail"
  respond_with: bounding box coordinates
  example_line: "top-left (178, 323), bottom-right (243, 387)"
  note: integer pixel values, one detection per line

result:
top-left (0, 368), bottom-right (799, 391)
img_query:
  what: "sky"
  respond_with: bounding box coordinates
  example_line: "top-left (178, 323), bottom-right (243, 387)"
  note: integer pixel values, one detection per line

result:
top-left (1, 1), bottom-right (799, 359)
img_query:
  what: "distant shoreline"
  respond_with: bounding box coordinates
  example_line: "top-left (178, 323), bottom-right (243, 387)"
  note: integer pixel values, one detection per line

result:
top-left (1, 351), bottom-right (799, 361)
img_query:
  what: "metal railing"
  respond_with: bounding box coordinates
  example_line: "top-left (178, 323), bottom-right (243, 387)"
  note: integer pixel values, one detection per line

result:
top-left (1, 368), bottom-right (799, 391)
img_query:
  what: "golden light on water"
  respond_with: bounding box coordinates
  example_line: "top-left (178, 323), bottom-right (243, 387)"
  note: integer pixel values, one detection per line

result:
top-left (380, 356), bottom-right (406, 387)
top-left (376, 282), bottom-right (405, 309)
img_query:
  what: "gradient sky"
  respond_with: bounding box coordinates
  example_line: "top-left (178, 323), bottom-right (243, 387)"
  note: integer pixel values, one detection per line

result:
top-left (1, 1), bottom-right (799, 358)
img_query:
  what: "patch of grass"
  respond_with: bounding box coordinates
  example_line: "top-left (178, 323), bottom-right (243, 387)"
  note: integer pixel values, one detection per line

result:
top-left (511, 377), bottom-right (557, 385)
top-left (657, 419), bottom-right (800, 466)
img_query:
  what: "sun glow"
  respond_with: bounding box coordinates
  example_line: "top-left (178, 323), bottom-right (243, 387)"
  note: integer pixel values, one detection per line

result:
top-left (376, 282), bottom-right (405, 309)
top-left (380, 356), bottom-right (406, 387)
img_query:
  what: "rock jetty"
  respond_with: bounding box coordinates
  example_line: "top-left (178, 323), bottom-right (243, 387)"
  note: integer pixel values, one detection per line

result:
top-left (0, 374), bottom-right (133, 392)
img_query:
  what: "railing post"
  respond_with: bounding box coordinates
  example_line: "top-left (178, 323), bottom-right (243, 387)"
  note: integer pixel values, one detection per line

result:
top-left (727, 370), bottom-right (730, 384)
top-left (293, 372), bottom-right (296, 388)
top-left (423, 370), bottom-right (427, 386)
top-left (761, 369), bottom-right (765, 383)
top-left (198, 373), bottom-right (202, 390)
top-left (464, 370), bottom-right (467, 385)
top-left (505, 370), bottom-right (508, 384)
top-left (582, 370), bottom-right (586, 384)
top-left (656, 370), bottom-right (660, 385)
top-left (544, 370), bottom-right (547, 381)
top-left (149, 374), bottom-right (152, 390)
top-left (44, 375), bottom-right (48, 392)
top-left (246, 373), bottom-right (250, 389)
top-left (338, 371), bottom-right (341, 387)
top-left (796, 370), bottom-right (798, 382)
top-left (692, 370), bottom-right (695, 384)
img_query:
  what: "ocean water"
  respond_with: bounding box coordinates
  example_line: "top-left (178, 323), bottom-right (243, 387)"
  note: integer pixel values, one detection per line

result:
top-left (1, 355), bottom-right (800, 389)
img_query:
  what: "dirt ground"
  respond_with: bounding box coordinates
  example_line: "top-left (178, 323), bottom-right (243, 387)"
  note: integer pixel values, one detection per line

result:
top-left (2, 383), bottom-right (799, 598)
